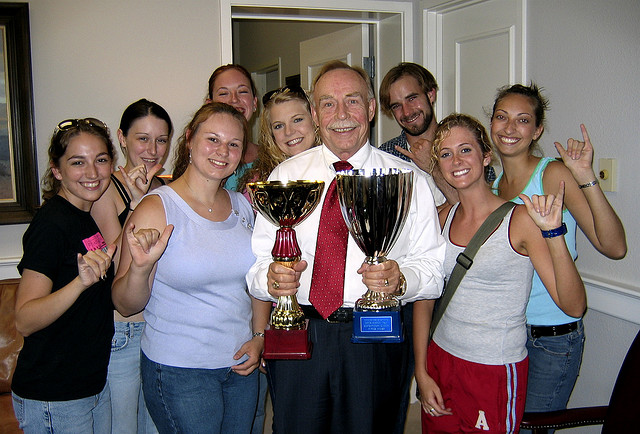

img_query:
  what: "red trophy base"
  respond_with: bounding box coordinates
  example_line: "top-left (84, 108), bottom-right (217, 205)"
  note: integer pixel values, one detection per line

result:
top-left (263, 320), bottom-right (312, 360)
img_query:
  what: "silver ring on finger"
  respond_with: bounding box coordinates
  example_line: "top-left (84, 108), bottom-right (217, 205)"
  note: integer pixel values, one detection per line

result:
top-left (384, 278), bottom-right (389, 287)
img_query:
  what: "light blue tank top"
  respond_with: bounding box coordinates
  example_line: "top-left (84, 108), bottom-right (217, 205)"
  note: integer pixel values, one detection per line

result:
top-left (492, 157), bottom-right (580, 325)
top-left (141, 185), bottom-right (256, 369)
top-left (225, 161), bottom-right (254, 192)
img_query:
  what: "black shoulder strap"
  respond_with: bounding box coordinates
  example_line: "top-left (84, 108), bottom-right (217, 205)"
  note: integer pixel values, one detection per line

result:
top-left (111, 174), bottom-right (132, 209)
top-left (430, 201), bottom-right (516, 339)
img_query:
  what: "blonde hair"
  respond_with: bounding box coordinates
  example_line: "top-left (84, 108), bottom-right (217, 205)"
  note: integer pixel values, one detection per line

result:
top-left (237, 88), bottom-right (321, 192)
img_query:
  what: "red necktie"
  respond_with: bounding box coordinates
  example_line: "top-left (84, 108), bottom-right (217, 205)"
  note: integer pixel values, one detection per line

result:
top-left (309, 161), bottom-right (353, 318)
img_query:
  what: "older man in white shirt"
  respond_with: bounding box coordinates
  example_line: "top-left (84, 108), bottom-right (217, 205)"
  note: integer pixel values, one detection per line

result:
top-left (247, 60), bottom-right (445, 434)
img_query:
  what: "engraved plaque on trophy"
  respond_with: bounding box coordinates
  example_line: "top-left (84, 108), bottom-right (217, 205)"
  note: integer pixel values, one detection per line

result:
top-left (247, 180), bottom-right (324, 359)
top-left (336, 168), bottom-right (413, 343)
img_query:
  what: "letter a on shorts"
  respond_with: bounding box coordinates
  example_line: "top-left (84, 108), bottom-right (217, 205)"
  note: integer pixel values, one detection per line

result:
top-left (475, 410), bottom-right (490, 431)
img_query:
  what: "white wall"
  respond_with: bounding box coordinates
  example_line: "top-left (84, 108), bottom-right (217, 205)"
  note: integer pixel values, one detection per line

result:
top-left (527, 1), bottom-right (639, 430)
top-left (528, 0), bottom-right (638, 288)
top-left (0, 0), bottom-right (225, 278)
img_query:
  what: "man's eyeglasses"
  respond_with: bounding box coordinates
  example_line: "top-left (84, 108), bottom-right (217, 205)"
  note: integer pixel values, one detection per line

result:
top-left (54, 118), bottom-right (108, 135)
top-left (262, 85), bottom-right (307, 105)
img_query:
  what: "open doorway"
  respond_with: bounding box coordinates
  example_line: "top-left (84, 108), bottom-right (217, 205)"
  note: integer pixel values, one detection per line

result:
top-left (234, 20), bottom-right (372, 141)
top-left (219, 0), bottom-right (414, 144)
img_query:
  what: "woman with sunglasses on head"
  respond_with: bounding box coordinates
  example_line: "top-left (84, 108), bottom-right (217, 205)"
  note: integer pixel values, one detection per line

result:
top-left (112, 103), bottom-right (270, 434)
top-left (90, 98), bottom-right (172, 434)
top-left (489, 85), bottom-right (626, 422)
top-left (206, 64), bottom-right (260, 191)
top-left (12, 118), bottom-right (117, 433)
top-left (237, 85), bottom-right (321, 200)
top-left (413, 114), bottom-right (586, 433)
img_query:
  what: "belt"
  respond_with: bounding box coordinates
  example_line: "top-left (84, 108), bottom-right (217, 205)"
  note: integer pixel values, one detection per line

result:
top-left (301, 305), bottom-right (353, 323)
top-left (530, 321), bottom-right (579, 338)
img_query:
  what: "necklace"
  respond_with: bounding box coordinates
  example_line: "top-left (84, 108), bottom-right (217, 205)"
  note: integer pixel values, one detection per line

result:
top-left (184, 178), bottom-right (214, 213)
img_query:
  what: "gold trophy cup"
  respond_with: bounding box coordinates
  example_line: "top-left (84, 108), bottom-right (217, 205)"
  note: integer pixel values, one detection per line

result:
top-left (247, 180), bottom-right (324, 359)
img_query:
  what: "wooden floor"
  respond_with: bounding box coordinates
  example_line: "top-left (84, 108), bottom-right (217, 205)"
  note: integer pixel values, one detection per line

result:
top-left (262, 397), bottom-right (423, 433)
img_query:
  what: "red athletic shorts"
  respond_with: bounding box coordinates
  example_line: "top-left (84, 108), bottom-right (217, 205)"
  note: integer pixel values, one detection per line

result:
top-left (421, 341), bottom-right (528, 433)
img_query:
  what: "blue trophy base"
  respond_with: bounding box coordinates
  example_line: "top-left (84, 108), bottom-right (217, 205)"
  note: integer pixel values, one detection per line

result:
top-left (351, 306), bottom-right (404, 343)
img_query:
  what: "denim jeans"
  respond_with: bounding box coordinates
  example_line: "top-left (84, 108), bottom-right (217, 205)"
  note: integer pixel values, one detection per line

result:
top-left (251, 371), bottom-right (268, 434)
top-left (12, 384), bottom-right (111, 433)
top-left (108, 321), bottom-right (158, 434)
top-left (521, 320), bottom-right (585, 433)
top-left (141, 352), bottom-right (258, 434)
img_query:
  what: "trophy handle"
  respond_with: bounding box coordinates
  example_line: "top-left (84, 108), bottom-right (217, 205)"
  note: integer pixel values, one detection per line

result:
top-left (270, 259), bottom-right (306, 329)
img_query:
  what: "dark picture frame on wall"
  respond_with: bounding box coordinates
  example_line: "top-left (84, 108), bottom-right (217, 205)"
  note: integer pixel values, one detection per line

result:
top-left (0, 3), bottom-right (37, 224)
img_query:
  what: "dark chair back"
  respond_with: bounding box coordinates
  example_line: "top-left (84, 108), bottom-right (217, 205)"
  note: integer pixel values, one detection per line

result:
top-left (602, 329), bottom-right (640, 432)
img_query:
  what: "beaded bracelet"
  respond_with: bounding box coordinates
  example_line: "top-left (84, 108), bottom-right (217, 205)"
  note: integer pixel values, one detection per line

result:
top-left (579, 179), bottom-right (599, 189)
top-left (541, 223), bottom-right (567, 238)
top-left (252, 332), bottom-right (265, 338)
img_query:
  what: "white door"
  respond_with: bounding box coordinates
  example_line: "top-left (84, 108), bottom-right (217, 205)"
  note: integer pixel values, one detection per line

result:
top-left (299, 25), bottom-right (368, 91)
top-left (300, 24), bottom-right (397, 145)
top-left (423, 0), bottom-right (525, 127)
top-left (250, 59), bottom-right (282, 141)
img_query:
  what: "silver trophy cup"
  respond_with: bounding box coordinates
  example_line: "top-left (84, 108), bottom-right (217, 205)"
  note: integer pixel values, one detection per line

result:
top-left (336, 168), bottom-right (413, 310)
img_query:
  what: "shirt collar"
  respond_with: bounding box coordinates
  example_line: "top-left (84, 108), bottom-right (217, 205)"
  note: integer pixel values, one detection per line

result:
top-left (321, 141), bottom-right (372, 174)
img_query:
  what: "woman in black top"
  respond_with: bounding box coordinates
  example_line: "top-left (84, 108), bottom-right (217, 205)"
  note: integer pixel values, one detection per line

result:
top-left (90, 98), bottom-right (172, 433)
top-left (12, 118), bottom-right (116, 433)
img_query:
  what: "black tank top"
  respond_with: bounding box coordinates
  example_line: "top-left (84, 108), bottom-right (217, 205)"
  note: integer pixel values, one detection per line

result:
top-left (111, 174), bottom-right (165, 227)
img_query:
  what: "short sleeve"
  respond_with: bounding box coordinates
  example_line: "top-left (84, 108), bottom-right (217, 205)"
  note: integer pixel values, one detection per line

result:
top-left (18, 219), bottom-right (66, 280)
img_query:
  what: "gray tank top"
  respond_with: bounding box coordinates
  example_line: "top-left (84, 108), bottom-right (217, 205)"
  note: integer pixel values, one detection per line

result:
top-left (434, 203), bottom-right (533, 365)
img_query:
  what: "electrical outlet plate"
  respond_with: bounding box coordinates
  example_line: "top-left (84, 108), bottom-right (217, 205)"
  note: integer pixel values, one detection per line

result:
top-left (598, 158), bottom-right (617, 192)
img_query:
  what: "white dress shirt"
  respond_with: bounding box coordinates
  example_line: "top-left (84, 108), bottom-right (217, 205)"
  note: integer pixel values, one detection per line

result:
top-left (246, 142), bottom-right (445, 307)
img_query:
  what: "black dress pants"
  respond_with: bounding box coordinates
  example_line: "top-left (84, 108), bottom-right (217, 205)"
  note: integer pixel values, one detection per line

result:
top-left (266, 316), bottom-right (409, 434)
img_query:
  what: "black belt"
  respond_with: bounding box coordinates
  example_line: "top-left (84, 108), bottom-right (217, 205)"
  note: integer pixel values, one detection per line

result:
top-left (530, 321), bottom-right (579, 338)
top-left (301, 305), bottom-right (353, 323)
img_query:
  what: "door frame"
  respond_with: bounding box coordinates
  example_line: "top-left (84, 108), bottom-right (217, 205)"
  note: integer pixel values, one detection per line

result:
top-left (219, 0), bottom-right (413, 65)
top-left (219, 0), bottom-right (414, 143)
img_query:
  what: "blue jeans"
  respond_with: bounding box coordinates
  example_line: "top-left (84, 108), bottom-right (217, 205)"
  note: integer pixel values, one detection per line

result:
top-left (108, 321), bottom-right (158, 434)
top-left (141, 352), bottom-right (258, 434)
top-left (251, 371), bottom-right (268, 434)
top-left (12, 384), bottom-right (111, 433)
top-left (522, 320), bottom-right (585, 433)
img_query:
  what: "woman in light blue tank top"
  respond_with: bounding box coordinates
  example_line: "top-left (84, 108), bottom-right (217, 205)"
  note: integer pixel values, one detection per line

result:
top-left (112, 103), bottom-right (271, 434)
top-left (490, 84), bottom-right (626, 419)
top-left (415, 114), bottom-right (585, 433)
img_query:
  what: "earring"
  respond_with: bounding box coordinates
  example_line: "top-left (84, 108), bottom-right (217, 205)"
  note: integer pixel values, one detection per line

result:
top-left (189, 151), bottom-right (192, 164)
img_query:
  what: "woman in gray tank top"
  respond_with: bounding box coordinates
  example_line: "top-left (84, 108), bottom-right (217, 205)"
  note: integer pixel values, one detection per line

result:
top-left (414, 114), bottom-right (586, 433)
